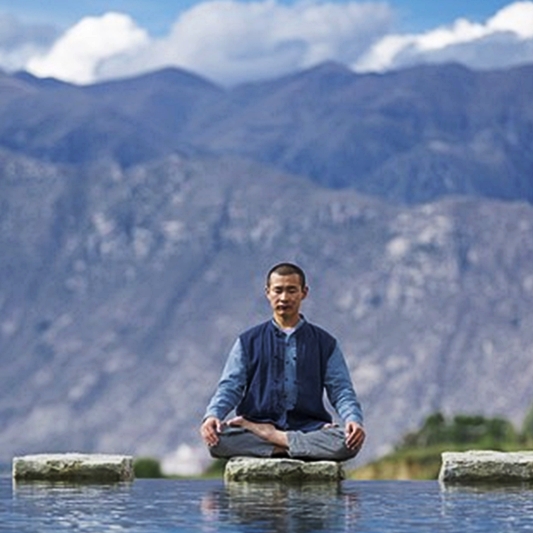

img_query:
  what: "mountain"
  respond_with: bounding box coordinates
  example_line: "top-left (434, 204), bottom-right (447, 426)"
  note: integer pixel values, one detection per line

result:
top-left (2, 62), bottom-right (533, 203)
top-left (1, 63), bottom-right (533, 471)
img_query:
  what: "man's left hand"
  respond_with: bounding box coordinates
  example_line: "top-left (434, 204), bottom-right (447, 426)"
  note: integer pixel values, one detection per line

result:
top-left (345, 421), bottom-right (366, 450)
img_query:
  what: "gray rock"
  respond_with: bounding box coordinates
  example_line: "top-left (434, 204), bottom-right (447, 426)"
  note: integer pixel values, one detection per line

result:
top-left (224, 457), bottom-right (345, 482)
top-left (439, 451), bottom-right (533, 484)
top-left (12, 453), bottom-right (134, 482)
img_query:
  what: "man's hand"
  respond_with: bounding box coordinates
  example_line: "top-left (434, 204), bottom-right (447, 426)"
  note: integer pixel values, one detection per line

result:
top-left (345, 421), bottom-right (366, 450)
top-left (200, 416), bottom-right (223, 447)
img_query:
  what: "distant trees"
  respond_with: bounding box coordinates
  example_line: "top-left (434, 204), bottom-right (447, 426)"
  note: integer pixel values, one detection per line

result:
top-left (397, 410), bottom-right (531, 452)
top-left (133, 457), bottom-right (163, 478)
top-left (352, 407), bottom-right (533, 480)
top-left (522, 404), bottom-right (533, 445)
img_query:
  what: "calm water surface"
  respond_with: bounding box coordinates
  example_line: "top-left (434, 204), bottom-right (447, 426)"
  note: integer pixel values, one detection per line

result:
top-left (1, 476), bottom-right (533, 532)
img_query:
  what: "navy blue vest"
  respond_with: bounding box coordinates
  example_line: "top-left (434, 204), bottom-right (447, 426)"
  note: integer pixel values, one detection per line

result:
top-left (236, 319), bottom-right (336, 431)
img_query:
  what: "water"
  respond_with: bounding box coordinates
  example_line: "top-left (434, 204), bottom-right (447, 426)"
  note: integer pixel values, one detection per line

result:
top-left (1, 476), bottom-right (533, 532)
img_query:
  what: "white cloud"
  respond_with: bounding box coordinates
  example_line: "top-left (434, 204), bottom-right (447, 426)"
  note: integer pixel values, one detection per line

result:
top-left (23, 1), bottom-right (392, 85)
top-left (99, 0), bottom-right (393, 85)
top-left (7, 0), bottom-right (533, 86)
top-left (355, 1), bottom-right (533, 72)
top-left (488, 1), bottom-right (533, 38)
top-left (26, 12), bottom-right (149, 84)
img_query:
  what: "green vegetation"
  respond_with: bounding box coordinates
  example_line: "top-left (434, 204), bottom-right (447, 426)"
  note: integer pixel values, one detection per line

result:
top-left (400, 412), bottom-right (519, 450)
top-left (201, 458), bottom-right (227, 478)
top-left (351, 409), bottom-right (533, 481)
top-left (133, 457), bottom-right (163, 478)
top-left (132, 456), bottom-right (227, 479)
top-left (522, 403), bottom-right (533, 443)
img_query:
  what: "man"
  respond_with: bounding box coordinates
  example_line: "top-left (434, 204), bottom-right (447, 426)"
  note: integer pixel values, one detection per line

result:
top-left (200, 262), bottom-right (365, 461)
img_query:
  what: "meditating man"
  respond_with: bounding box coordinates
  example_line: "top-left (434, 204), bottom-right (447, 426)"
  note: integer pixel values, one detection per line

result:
top-left (200, 262), bottom-right (365, 461)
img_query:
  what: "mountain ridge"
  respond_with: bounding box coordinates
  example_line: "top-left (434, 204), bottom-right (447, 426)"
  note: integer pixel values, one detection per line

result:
top-left (1, 61), bottom-right (532, 202)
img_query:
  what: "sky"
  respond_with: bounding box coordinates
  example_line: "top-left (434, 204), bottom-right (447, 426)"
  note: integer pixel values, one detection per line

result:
top-left (0, 0), bottom-right (532, 86)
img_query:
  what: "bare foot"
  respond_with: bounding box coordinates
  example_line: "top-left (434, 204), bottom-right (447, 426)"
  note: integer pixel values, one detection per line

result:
top-left (227, 416), bottom-right (289, 449)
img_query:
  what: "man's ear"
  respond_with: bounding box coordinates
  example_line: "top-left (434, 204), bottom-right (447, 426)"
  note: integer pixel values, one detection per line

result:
top-left (302, 285), bottom-right (309, 299)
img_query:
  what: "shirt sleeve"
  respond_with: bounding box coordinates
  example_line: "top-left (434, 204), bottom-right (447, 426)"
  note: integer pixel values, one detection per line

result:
top-left (203, 338), bottom-right (248, 421)
top-left (324, 342), bottom-right (364, 425)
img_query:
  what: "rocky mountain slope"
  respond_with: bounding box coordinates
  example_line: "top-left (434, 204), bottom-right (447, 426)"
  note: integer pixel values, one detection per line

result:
top-left (2, 62), bottom-right (533, 203)
top-left (1, 62), bottom-right (532, 472)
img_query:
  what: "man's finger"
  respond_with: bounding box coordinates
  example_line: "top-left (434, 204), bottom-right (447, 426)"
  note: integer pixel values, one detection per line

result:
top-left (345, 425), bottom-right (365, 449)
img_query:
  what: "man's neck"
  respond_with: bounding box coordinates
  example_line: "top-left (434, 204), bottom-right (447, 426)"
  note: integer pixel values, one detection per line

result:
top-left (273, 314), bottom-right (301, 329)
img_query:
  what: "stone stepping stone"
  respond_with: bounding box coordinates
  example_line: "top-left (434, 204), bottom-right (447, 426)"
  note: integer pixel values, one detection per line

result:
top-left (12, 453), bottom-right (134, 482)
top-left (224, 456), bottom-right (345, 482)
top-left (439, 451), bottom-right (533, 484)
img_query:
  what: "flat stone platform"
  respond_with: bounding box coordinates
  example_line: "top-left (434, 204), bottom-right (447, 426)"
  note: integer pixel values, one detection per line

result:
top-left (439, 451), bottom-right (533, 484)
top-left (12, 453), bottom-right (134, 482)
top-left (224, 457), bottom-right (345, 482)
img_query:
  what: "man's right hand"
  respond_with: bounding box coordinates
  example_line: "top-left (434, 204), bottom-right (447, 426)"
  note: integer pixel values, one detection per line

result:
top-left (200, 416), bottom-right (223, 446)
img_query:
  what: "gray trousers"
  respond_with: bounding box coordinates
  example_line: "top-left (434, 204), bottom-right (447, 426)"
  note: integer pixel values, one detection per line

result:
top-left (209, 426), bottom-right (359, 462)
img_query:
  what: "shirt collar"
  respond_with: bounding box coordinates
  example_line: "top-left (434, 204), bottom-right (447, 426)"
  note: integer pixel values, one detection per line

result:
top-left (271, 315), bottom-right (306, 335)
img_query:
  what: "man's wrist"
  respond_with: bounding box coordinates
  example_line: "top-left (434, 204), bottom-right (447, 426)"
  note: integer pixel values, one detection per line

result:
top-left (203, 413), bottom-right (222, 423)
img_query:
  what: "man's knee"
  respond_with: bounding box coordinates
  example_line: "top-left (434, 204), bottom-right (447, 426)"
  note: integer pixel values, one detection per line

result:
top-left (334, 443), bottom-right (361, 461)
top-left (325, 430), bottom-right (361, 461)
top-left (288, 427), bottom-right (362, 461)
top-left (208, 444), bottom-right (231, 459)
top-left (207, 428), bottom-right (274, 458)
top-left (207, 432), bottom-right (242, 458)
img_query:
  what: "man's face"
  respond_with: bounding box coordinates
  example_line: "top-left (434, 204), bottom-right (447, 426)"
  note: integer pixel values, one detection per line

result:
top-left (265, 273), bottom-right (308, 325)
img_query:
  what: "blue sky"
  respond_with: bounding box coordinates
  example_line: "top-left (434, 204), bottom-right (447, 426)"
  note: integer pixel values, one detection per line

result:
top-left (0, 0), bottom-right (532, 85)
top-left (0, 0), bottom-right (518, 34)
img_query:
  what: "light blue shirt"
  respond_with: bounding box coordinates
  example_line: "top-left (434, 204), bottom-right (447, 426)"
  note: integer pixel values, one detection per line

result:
top-left (204, 318), bottom-right (364, 426)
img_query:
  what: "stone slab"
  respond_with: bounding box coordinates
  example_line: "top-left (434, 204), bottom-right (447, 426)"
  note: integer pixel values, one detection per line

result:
top-left (12, 453), bottom-right (134, 482)
top-left (224, 457), bottom-right (345, 482)
top-left (439, 451), bottom-right (533, 484)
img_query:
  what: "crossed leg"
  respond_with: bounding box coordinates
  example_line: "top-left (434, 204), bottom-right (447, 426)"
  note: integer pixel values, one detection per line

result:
top-left (228, 416), bottom-right (288, 454)
top-left (208, 416), bottom-right (360, 462)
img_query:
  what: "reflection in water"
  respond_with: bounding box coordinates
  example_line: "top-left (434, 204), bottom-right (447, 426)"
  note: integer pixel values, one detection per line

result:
top-left (3, 478), bottom-right (533, 532)
top-left (440, 482), bottom-right (533, 495)
top-left (13, 480), bottom-right (133, 497)
top-left (11, 480), bottom-right (135, 532)
top-left (202, 481), bottom-right (360, 533)
top-left (439, 482), bottom-right (533, 528)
